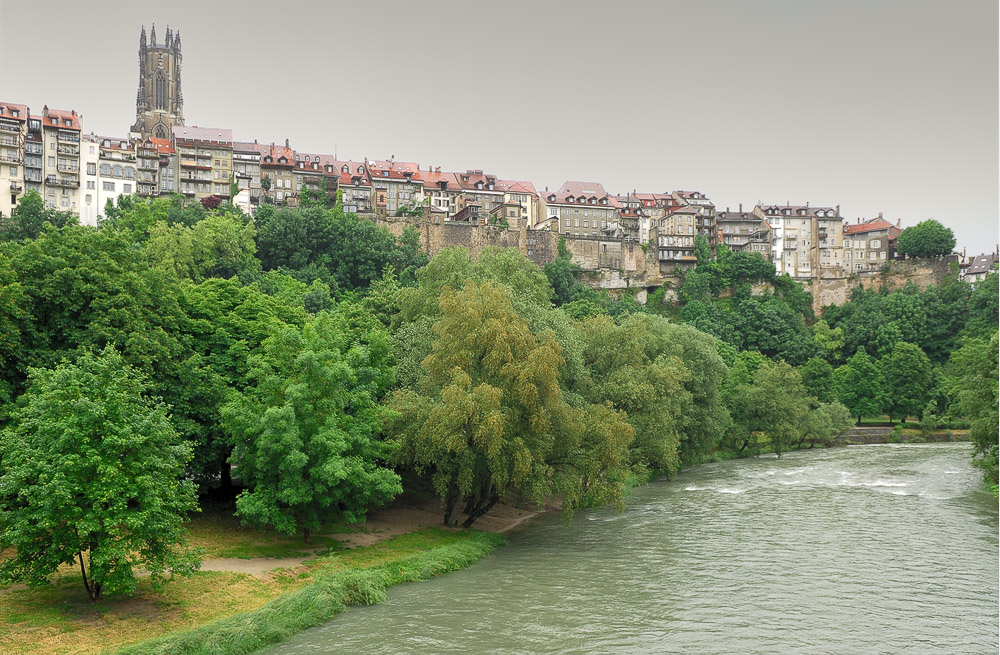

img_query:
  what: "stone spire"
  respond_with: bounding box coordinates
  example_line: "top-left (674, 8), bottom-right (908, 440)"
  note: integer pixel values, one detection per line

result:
top-left (174, 29), bottom-right (181, 51)
top-left (150, 23), bottom-right (157, 47)
top-left (139, 25), bottom-right (147, 50)
top-left (165, 25), bottom-right (173, 48)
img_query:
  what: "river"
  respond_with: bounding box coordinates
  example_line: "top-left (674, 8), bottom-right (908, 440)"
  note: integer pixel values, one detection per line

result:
top-left (263, 443), bottom-right (998, 654)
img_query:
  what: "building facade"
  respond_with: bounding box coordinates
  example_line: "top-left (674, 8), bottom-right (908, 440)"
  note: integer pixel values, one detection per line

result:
top-left (716, 208), bottom-right (771, 258)
top-left (754, 203), bottom-right (844, 280)
top-left (173, 126), bottom-right (233, 202)
top-left (545, 181), bottom-right (621, 238)
top-left (0, 102), bottom-right (27, 218)
top-left (842, 215), bottom-right (901, 271)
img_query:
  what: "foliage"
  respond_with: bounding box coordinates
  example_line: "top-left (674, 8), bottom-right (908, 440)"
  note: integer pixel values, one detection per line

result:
top-left (388, 282), bottom-right (631, 527)
top-left (878, 341), bottom-right (933, 422)
top-left (800, 356), bottom-right (837, 402)
top-left (222, 311), bottom-right (401, 541)
top-left (0, 347), bottom-right (199, 601)
top-left (896, 219), bottom-right (956, 258)
top-left (945, 332), bottom-right (999, 486)
top-left (0, 191), bottom-right (77, 242)
top-left (726, 360), bottom-right (811, 457)
top-left (835, 349), bottom-right (886, 422)
top-left (145, 212), bottom-right (259, 282)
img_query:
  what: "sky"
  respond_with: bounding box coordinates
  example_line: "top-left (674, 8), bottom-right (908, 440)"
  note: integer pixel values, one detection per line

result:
top-left (1, 0), bottom-right (997, 251)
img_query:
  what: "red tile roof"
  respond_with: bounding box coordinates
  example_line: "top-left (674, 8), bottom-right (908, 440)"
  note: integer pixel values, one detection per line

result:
top-left (422, 170), bottom-right (460, 190)
top-left (42, 107), bottom-right (81, 131)
top-left (545, 181), bottom-right (621, 208)
top-left (842, 218), bottom-right (896, 235)
top-left (366, 159), bottom-right (423, 182)
top-left (150, 136), bottom-right (175, 154)
top-left (758, 203), bottom-right (839, 219)
top-left (0, 102), bottom-right (28, 122)
top-left (256, 143), bottom-right (294, 167)
top-left (496, 179), bottom-right (539, 196)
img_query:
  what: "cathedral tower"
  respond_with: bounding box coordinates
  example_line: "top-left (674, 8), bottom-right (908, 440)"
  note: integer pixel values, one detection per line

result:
top-left (131, 24), bottom-right (185, 139)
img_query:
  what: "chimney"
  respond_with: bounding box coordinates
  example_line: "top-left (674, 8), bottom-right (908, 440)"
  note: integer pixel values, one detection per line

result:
top-left (739, 203), bottom-right (743, 212)
top-left (285, 138), bottom-right (289, 148)
top-left (806, 201), bottom-right (809, 208)
top-left (836, 204), bottom-right (840, 216)
top-left (896, 219), bottom-right (900, 228)
top-left (878, 212), bottom-right (883, 219)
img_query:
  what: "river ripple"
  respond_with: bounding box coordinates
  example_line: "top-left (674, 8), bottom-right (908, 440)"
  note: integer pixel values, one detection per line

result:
top-left (264, 443), bottom-right (998, 654)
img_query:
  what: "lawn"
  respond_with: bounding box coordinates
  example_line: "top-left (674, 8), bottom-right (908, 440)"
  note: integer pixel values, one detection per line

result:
top-left (0, 515), bottom-right (486, 655)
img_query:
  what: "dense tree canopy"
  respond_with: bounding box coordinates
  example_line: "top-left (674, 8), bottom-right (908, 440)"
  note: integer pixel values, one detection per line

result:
top-left (896, 219), bottom-right (956, 259)
top-left (0, 348), bottom-right (199, 601)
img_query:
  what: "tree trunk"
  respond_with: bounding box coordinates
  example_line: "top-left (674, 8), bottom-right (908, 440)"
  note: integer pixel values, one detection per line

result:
top-left (303, 526), bottom-right (311, 544)
top-left (442, 486), bottom-right (462, 527)
top-left (460, 493), bottom-right (500, 529)
top-left (78, 551), bottom-right (93, 601)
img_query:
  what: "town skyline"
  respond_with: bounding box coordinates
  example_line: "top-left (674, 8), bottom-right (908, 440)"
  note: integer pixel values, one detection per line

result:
top-left (0, 0), bottom-right (997, 252)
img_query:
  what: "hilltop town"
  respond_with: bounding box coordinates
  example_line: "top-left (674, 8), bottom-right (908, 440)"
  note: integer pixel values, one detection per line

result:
top-left (0, 24), bottom-right (994, 306)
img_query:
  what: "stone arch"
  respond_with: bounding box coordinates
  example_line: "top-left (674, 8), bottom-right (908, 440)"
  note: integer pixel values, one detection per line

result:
top-left (154, 70), bottom-right (167, 110)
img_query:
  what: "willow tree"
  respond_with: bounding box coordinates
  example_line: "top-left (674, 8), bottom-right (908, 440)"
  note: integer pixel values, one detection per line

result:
top-left (388, 282), bottom-right (632, 527)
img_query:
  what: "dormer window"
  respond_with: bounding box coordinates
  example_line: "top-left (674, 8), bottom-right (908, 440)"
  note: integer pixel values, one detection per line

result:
top-left (314, 156), bottom-right (320, 162)
top-left (342, 165), bottom-right (349, 173)
top-left (312, 163), bottom-right (318, 169)
top-left (601, 198), bottom-right (608, 205)
top-left (265, 156), bottom-right (272, 163)
top-left (566, 196), bottom-right (574, 203)
top-left (11, 110), bottom-right (18, 117)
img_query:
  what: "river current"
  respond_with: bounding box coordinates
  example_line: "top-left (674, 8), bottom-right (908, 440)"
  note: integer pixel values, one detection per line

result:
top-left (264, 443), bottom-right (998, 654)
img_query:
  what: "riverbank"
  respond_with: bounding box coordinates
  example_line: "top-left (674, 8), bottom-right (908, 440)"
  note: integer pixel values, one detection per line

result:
top-left (0, 496), bottom-right (534, 655)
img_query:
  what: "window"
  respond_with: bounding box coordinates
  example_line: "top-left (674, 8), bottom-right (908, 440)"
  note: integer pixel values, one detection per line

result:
top-left (112, 165), bottom-right (122, 178)
top-left (103, 181), bottom-right (115, 191)
top-left (48, 156), bottom-right (55, 167)
top-left (89, 145), bottom-right (95, 154)
top-left (8, 165), bottom-right (15, 176)
top-left (60, 196), bottom-right (68, 208)
top-left (85, 194), bottom-right (92, 203)
top-left (123, 183), bottom-right (132, 193)
top-left (87, 180), bottom-right (95, 189)
top-left (86, 162), bottom-right (96, 175)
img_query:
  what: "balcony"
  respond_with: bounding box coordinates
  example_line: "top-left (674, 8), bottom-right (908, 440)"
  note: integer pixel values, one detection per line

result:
top-left (57, 162), bottom-right (80, 173)
top-left (57, 132), bottom-right (80, 143)
top-left (0, 123), bottom-right (21, 133)
top-left (44, 176), bottom-right (79, 188)
top-left (10, 181), bottom-right (22, 193)
top-left (57, 144), bottom-right (79, 155)
top-left (0, 135), bottom-right (21, 147)
top-left (0, 153), bottom-right (21, 163)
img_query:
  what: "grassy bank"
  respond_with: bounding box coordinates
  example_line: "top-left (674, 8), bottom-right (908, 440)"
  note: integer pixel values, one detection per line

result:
top-left (0, 527), bottom-right (503, 655)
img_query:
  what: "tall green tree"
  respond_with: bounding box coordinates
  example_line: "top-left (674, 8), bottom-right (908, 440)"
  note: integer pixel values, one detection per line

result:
top-left (946, 333), bottom-right (999, 487)
top-left (879, 341), bottom-right (934, 422)
top-left (0, 347), bottom-right (199, 601)
top-left (835, 349), bottom-right (886, 423)
top-left (223, 311), bottom-right (401, 541)
top-left (800, 356), bottom-right (837, 403)
top-left (0, 190), bottom-right (77, 242)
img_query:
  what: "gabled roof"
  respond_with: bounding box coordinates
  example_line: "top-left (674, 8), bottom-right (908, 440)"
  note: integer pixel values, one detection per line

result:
top-left (366, 159), bottom-right (423, 182)
top-left (150, 137), bottom-right (175, 154)
top-left (0, 102), bottom-right (28, 122)
top-left (496, 179), bottom-right (539, 196)
top-left (172, 125), bottom-right (232, 145)
top-left (842, 217), bottom-right (896, 235)
top-left (42, 107), bottom-right (81, 131)
top-left (232, 140), bottom-right (263, 155)
top-left (758, 203), bottom-right (839, 218)
top-left (965, 253), bottom-right (997, 275)
top-left (421, 170), bottom-right (460, 190)
top-left (256, 142), bottom-right (294, 167)
top-left (331, 160), bottom-right (371, 186)
top-left (717, 211), bottom-right (763, 222)
top-left (545, 181), bottom-right (621, 208)
top-left (454, 169), bottom-right (499, 192)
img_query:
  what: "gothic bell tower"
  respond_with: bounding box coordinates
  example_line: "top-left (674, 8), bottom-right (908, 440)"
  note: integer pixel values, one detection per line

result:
top-left (131, 24), bottom-right (185, 139)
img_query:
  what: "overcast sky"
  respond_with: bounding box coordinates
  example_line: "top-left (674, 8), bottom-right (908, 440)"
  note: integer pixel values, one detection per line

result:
top-left (1, 0), bottom-right (997, 251)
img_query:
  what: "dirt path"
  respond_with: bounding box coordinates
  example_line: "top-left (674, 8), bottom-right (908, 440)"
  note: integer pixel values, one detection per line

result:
top-left (198, 497), bottom-right (549, 576)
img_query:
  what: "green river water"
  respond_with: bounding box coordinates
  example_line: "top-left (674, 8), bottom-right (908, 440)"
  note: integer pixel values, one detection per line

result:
top-left (264, 443), bottom-right (998, 654)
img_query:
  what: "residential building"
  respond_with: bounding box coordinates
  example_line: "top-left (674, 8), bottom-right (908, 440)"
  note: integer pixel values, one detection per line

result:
top-left (672, 190), bottom-right (717, 247)
top-left (716, 207), bottom-right (771, 259)
top-left (961, 252), bottom-right (998, 282)
top-left (454, 170), bottom-right (503, 222)
top-left (93, 135), bottom-right (138, 216)
top-left (257, 141), bottom-right (296, 205)
top-left (173, 125), bottom-right (233, 202)
top-left (135, 136), bottom-right (161, 198)
top-left (0, 102), bottom-right (27, 217)
top-left (232, 141), bottom-right (262, 210)
top-left (79, 134), bottom-right (100, 225)
top-left (496, 179), bottom-right (543, 228)
top-left (630, 193), bottom-right (683, 243)
top-left (294, 152), bottom-right (340, 206)
top-left (754, 203), bottom-right (844, 280)
top-left (151, 137), bottom-right (177, 196)
top-left (40, 106), bottom-right (83, 216)
top-left (421, 168), bottom-right (461, 219)
top-left (334, 160), bottom-right (373, 214)
top-left (367, 158), bottom-right (423, 216)
top-left (544, 181), bottom-right (621, 238)
top-left (656, 204), bottom-right (699, 268)
top-left (842, 214), bottom-right (902, 272)
top-left (132, 24), bottom-right (185, 139)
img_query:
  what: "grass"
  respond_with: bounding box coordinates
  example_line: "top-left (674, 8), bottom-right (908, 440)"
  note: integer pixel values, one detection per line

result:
top-left (184, 507), bottom-right (349, 559)
top-left (0, 526), bottom-right (503, 655)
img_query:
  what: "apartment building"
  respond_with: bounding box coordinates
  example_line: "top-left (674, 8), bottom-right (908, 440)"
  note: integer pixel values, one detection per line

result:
top-left (334, 161), bottom-right (373, 214)
top-left (152, 137), bottom-right (177, 196)
top-left (545, 181), bottom-right (620, 238)
top-left (135, 136), bottom-right (161, 198)
top-left (232, 141), bottom-right (261, 211)
top-left (421, 169), bottom-right (461, 219)
top-left (656, 204), bottom-right (699, 268)
top-left (173, 125), bottom-right (233, 202)
top-left (367, 159), bottom-right (422, 215)
top-left (294, 152), bottom-right (340, 206)
top-left (496, 179), bottom-right (542, 228)
top-left (754, 203), bottom-right (844, 280)
top-left (257, 141), bottom-right (295, 205)
top-left (672, 190), bottom-right (717, 248)
top-left (454, 170), bottom-right (503, 220)
top-left (0, 102), bottom-right (27, 217)
top-left (716, 208), bottom-right (771, 258)
top-left (39, 106), bottom-right (83, 216)
top-left (842, 214), bottom-right (901, 271)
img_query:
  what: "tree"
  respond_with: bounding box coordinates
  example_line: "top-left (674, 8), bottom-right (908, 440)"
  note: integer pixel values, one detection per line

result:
top-left (0, 190), bottom-right (77, 242)
top-left (726, 360), bottom-right (810, 457)
top-left (145, 212), bottom-right (259, 282)
top-left (896, 219), bottom-right (955, 258)
top-left (798, 402), bottom-right (854, 448)
top-left (879, 341), bottom-right (934, 422)
top-left (388, 282), bottom-right (631, 527)
top-left (0, 347), bottom-right (199, 601)
top-left (800, 356), bottom-right (836, 403)
top-left (835, 349), bottom-right (886, 423)
top-left (223, 311), bottom-right (401, 541)
top-left (946, 333), bottom-right (999, 486)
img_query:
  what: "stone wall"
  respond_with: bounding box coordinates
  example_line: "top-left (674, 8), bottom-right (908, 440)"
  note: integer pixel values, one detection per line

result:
top-left (809, 255), bottom-right (958, 312)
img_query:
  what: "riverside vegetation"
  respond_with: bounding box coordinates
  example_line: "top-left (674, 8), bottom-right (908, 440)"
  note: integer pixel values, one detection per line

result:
top-left (0, 191), bottom-right (996, 654)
